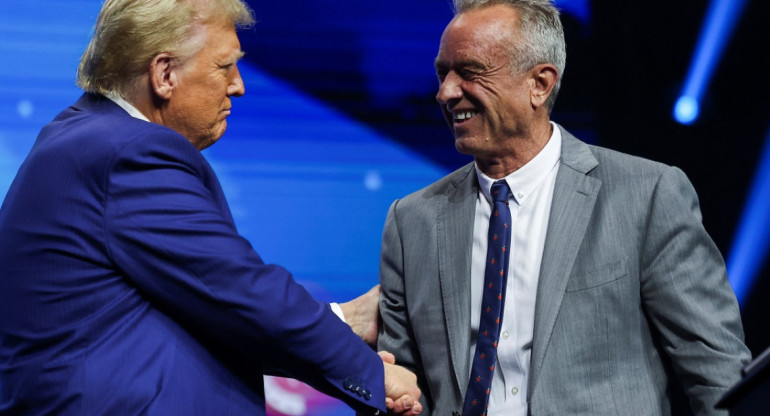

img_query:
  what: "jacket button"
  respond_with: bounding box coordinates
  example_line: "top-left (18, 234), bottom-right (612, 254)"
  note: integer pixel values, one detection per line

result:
top-left (343, 377), bottom-right (355, 391)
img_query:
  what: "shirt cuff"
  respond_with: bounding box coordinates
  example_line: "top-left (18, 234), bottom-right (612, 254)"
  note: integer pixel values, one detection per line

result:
top-left (330, 302), bottom-right (346, 323)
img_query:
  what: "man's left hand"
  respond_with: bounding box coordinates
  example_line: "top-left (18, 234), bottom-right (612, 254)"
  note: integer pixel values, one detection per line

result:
top-left (340, 284), bottom-right (381, 347)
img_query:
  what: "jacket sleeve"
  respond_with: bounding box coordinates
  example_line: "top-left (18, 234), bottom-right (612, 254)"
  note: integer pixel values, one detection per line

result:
top-left (639, 166), bottom-right (751, 415)
top-left (378, 199), bottom-right (432, 413)
top-left (103, 129), bottom-right (386, 415)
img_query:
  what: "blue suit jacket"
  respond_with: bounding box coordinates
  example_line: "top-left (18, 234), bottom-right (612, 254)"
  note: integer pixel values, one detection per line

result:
top-left (0, 93), bottom-right (385, 415)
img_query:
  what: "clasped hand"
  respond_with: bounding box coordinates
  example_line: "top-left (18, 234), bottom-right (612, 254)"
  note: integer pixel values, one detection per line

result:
top-left (341, 285), bottom-right (422, 414)
top-left (381, 351), bottom-right (422, 415)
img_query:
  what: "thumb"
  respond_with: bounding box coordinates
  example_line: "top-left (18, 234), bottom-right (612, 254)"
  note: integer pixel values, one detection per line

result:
top-left (378, 350), bottom-right (396, 364)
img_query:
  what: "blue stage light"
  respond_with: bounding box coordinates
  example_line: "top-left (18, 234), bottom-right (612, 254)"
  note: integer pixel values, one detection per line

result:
top-left (674, 0), bottom-right (749, 125)
top-left (673, 96), bottom-right (699, 125)
top-left (726, 125), bottom-right (770, 306)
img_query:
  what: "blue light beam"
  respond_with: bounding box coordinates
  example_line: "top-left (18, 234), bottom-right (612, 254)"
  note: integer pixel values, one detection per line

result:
top-left (726, 124), bottom-right (770, 305)
top-left (673, 0), bottom-right (749, 125)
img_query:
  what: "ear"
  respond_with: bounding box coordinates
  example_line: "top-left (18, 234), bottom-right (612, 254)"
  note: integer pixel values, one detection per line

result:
top-left (529, 63), bottom-right (558, 109)
top-left (149, 53), bottom-right (178, 101)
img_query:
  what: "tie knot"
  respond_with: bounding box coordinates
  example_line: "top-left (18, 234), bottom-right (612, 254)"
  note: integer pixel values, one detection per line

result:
top-left (490, 180), bottom-right (510, 203)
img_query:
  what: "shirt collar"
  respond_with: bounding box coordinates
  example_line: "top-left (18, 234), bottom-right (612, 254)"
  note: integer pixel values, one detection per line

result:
top-left (104, 92), bottom-right (151, 122)
top-left (476, 122), bottom-right (562, 206)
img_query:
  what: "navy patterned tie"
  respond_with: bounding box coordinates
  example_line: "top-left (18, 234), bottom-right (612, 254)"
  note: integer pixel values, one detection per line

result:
top-left (463, 180), bottom-right (512, 416)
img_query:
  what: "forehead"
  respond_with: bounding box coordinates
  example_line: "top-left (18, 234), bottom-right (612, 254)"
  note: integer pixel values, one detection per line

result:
top-left (194, 21), bottom-right (243, 61)
top-left (437, 5), bottom-right (518, 62)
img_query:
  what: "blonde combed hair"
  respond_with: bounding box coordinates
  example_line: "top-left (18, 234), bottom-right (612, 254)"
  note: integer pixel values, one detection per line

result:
top-left (77, 0), bottom-right (254, 97)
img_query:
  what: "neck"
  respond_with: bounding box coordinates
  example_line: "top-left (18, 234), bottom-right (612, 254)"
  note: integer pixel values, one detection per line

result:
top-left (475, 121), bottom-right (553, 179)
top-left (122, 79), bottom-right (164, 125)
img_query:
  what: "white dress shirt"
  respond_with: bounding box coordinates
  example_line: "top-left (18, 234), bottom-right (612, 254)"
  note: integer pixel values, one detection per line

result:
top-left (105, 92), bottom-right (150, 122)
top-left (469, 124), bottom-right (562, 415)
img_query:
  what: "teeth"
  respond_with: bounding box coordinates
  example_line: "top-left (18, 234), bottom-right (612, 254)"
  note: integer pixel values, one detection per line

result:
top-left (453, 111), bottom-right (477, 121)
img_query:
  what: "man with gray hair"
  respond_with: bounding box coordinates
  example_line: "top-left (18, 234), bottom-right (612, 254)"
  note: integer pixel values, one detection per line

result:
top-left (377, 0), bottom-right (750, 415)
top-left (0, 0), bottom-right (422, 415)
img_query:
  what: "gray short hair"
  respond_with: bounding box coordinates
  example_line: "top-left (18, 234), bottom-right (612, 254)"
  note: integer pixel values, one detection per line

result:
top-left (453, 0), bottom-right (566, 112)
top-left (77, 0), bottom-right (254, 97)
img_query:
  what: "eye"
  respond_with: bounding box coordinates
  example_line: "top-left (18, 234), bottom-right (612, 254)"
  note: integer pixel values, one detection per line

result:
top-left (219, 62), bottom-right (236, 72)
top-left (457, 68), bottom-right (477, 80)
top-left (435, 64), bottom-right (448, 82)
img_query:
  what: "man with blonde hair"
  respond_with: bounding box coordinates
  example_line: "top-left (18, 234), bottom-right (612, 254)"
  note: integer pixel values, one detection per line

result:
top-left (0, 1), bottom-right (422, 415)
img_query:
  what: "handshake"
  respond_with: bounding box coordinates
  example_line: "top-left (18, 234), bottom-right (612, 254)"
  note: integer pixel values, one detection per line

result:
top-left (341, 285), bottom-right (424, 415)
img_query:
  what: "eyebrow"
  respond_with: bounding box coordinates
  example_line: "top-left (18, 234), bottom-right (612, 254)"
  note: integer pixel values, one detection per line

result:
top-left (434, 58), bottom-right (486, 72)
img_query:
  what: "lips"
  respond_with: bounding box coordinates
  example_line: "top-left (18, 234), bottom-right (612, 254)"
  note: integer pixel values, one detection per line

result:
top-left (452, 110), bottom-right (478, 124)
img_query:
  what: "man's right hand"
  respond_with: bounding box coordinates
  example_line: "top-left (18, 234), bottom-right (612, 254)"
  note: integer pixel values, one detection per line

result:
top-left (381, 352), bottom-right (422, 415)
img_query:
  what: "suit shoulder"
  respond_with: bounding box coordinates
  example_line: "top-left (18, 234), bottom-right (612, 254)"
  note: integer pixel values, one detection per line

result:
top-left (16, 103), bottom-right (210, 206)
top-left (37, 104), bottom-right (200, 168)
top-left (397, 162), bottom-right (474, 206)
top-left (582, 143), bottom-right (701, 210)
top-left (587, 144), bottom-right (676, 182)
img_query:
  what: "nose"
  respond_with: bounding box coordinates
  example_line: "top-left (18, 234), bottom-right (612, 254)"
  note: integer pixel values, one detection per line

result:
top-left (436, 71), bottom-right (462, 106)
top-left (228, 65), bottom-right (245, 97)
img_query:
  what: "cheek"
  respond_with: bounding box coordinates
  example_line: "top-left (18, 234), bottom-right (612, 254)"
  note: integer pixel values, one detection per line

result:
top-left (197, 95), bottom-right (220, 117)
top-left (497, 92), bottom-right (527, 115)
top-left (472, 84), bottom-right (505, 115)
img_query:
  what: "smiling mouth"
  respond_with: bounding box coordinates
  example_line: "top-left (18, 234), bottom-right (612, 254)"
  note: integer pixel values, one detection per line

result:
top-left (452, 110), bottom-right (478, 123)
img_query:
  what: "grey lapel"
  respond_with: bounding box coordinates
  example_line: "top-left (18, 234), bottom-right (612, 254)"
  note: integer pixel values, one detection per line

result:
top-left (529, 127), bottom-right (601, 394)
top-left (437, 163), bottom-right (478, 400)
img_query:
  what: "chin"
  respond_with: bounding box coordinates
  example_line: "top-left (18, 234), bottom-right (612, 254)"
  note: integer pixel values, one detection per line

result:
top-left (201, 125), bottom-right (227, 149)
top-left (454, 139), bottom-right (475, 156)
top-left (193, 134), bottom-right (220, 151)
top-left (454, 135), bottom-right (479, 155)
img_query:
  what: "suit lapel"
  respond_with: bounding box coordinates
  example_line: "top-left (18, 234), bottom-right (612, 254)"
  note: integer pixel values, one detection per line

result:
top-left (437, 163), bottom-right (477, 399)
top-left (529, 128), bottom-right (601, 394)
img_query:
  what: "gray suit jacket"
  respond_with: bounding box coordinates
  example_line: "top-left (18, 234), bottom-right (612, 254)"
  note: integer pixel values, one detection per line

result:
top-left (378, 126), bottom-right (751, 415)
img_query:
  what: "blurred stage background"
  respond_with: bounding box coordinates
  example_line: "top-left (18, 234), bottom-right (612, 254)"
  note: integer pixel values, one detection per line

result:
top-left (1, 1), bottom-right (768, 414)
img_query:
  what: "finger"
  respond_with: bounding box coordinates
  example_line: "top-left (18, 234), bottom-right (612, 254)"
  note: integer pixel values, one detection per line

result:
top-left (378, 350), bottom-right (396, 364)
top-left (389, 395), bottom-right (414, 413)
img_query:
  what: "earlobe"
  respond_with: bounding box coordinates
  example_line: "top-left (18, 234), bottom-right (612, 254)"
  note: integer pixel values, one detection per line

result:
top-left (149, 53), bottom-right (177, 100)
